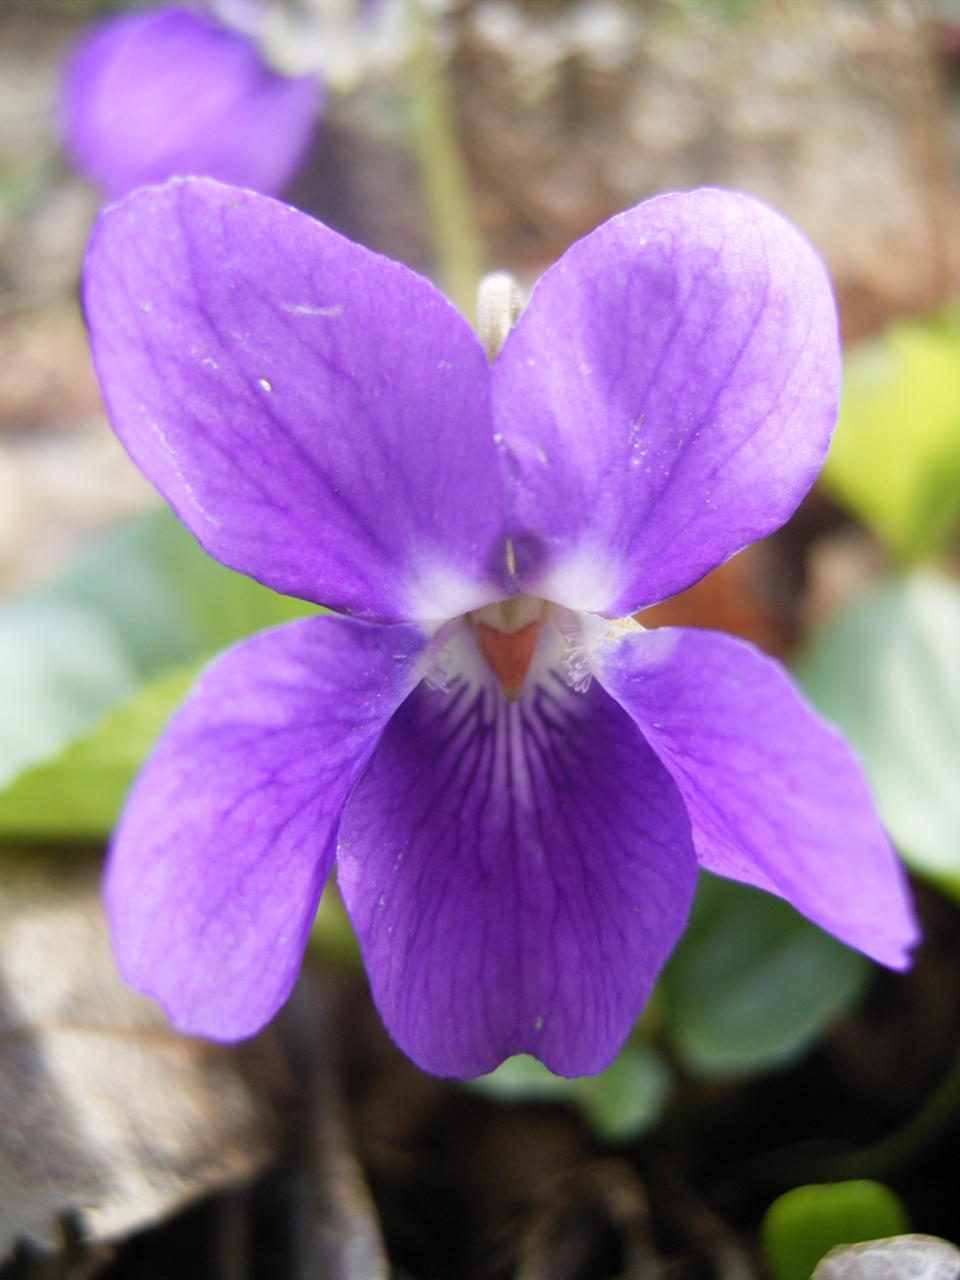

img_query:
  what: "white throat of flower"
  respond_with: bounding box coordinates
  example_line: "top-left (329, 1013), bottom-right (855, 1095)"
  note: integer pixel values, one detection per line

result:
top-left (418, 272), bottom-right (644, 703)
top-left (425, 595), bottom-right (644, 704)
top-left (467, 595), bottom-right (549, 699)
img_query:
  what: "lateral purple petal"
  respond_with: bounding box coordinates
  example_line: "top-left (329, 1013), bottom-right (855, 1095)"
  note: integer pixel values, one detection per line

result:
top-left (592, 626), bottom-right (918, 968)
top-left (105, 613), bottom-right (427, 1040)
top-left (62, 7), bottom-right (320, 200)
top-left (336, 626), bottom-right (697, 1078)
top-left (84, 178), bottom-right (508, 624)
top-left (493, 188), bottom-right (840, 615)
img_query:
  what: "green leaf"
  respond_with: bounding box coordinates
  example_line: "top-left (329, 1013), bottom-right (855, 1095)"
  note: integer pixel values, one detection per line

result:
top-left (0, 597), bottom-right (137, 789)
top-left (795, 570), bottom-right (960, 897)
top-left (56, 506), bottom-right (317, 678)
top-left (822, 316), bottom-right (960, 561)
top-left (576, 1043), bottom-right (672, 1142)
top-left (308, 876), bottom-right (362, 969)
top-left (468, 1043), bottom-right (672, 1143)
top-left (762, 1182), bottom-right (910, 1280)
top-left (0, 661), bottom-right (204, 841)
top-left (660, 874), bottom-right (869, 1076)
top-left (0, 506), bottom-right (318, 838)
top-left (470, 1055), bottom-right (574, 1105)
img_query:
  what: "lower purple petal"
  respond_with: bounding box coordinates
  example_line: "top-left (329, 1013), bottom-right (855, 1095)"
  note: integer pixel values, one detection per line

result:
top-left (105, 613), bottom-right (426, 1040)
top-left (62, 7), bottom-right (321, 200)
top-left (591, 625), bottom-right (919, 969)
top-left (336, 625), bottom-right (697, 1079)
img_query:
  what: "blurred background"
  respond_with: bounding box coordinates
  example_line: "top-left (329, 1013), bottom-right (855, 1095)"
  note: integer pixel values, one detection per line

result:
top-left (3, 1), bottom-right (960, 1278)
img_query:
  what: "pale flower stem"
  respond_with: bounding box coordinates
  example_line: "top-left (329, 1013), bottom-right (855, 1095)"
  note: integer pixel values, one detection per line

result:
top-left (405, 0), bottom-right (484, 318)
top-left (477, 271), bottom-right (521, 361)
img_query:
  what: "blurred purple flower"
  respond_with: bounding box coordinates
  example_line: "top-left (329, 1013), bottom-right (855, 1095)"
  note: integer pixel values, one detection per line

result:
top-left (83, 177), bottom-right (918, 1079)
top-left (61, 6), bottom-right (322, 200)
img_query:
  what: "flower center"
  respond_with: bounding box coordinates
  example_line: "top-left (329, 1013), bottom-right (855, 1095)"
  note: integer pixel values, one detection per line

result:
top-left (467, 595), bottom-right (550, 700)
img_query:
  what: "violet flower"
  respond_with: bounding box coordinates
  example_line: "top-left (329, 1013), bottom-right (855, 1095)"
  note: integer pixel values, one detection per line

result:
top-left (61, 6), bottom-right (322, 201)
top-left (84, 177), bottom-right (918, 1079)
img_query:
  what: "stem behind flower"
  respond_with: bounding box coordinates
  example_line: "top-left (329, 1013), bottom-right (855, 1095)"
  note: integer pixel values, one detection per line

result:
top-left (405, 0), bottom-right (484, 318)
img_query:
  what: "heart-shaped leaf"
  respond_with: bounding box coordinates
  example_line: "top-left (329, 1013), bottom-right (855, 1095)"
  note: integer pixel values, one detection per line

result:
top-left (470, 1043), bottom-right (672, 1143)
top-left (763, 1182), bottom-right (910, 1280)
top-left (821, 317), bottom-right (960, 562)
top-left (0, 596), bottom-right (136, 789)
top-left (0, 507), bottom-right (317, 839)
top-left (795, 570), bottom-right (960, 898)
top-left (56, 505), bottom-right (316, 678)
top-left (660, 873), bottom-right (869, 1075)
top-left (0, 661), bottom-right (203, 841)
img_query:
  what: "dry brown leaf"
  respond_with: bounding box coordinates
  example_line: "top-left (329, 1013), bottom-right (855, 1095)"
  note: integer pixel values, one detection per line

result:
top-left (0, 846), bottom-right (294, 1258)
top-left (636, 543), bottom-right (791, 657)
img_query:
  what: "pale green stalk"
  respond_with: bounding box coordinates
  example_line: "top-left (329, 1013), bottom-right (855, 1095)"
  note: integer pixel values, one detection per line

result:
top-left (405, 0), bottom-right (483, 318)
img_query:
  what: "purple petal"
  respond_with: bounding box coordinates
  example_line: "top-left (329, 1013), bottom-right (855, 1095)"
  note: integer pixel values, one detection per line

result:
top-left (105, 613), bottom-right (427, 1040)
top-left (61, 7), bottom-right (321, 200)
top-left (493, 189), bottom-right (840, 615)
top-left (591, 625), bottom-right (918, 969)
top-left (336, 624), bottom-right (697, 1078)
top-left (83, 178), bottom-right (508, 624)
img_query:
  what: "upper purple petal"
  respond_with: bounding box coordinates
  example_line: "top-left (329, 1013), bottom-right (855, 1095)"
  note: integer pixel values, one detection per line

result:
top-left (61, 7), bottom-right (321, 200)
top-left (591, 624), bottom-right (919, 969)
top-left (493, 188), bottom-right (841, 616)
top-left (83, 178), bottom-right (509, 625)
top-left (105, 613), bottom-right (427, 1040)
top-left (336, 623), bottom-right (697, 1079)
